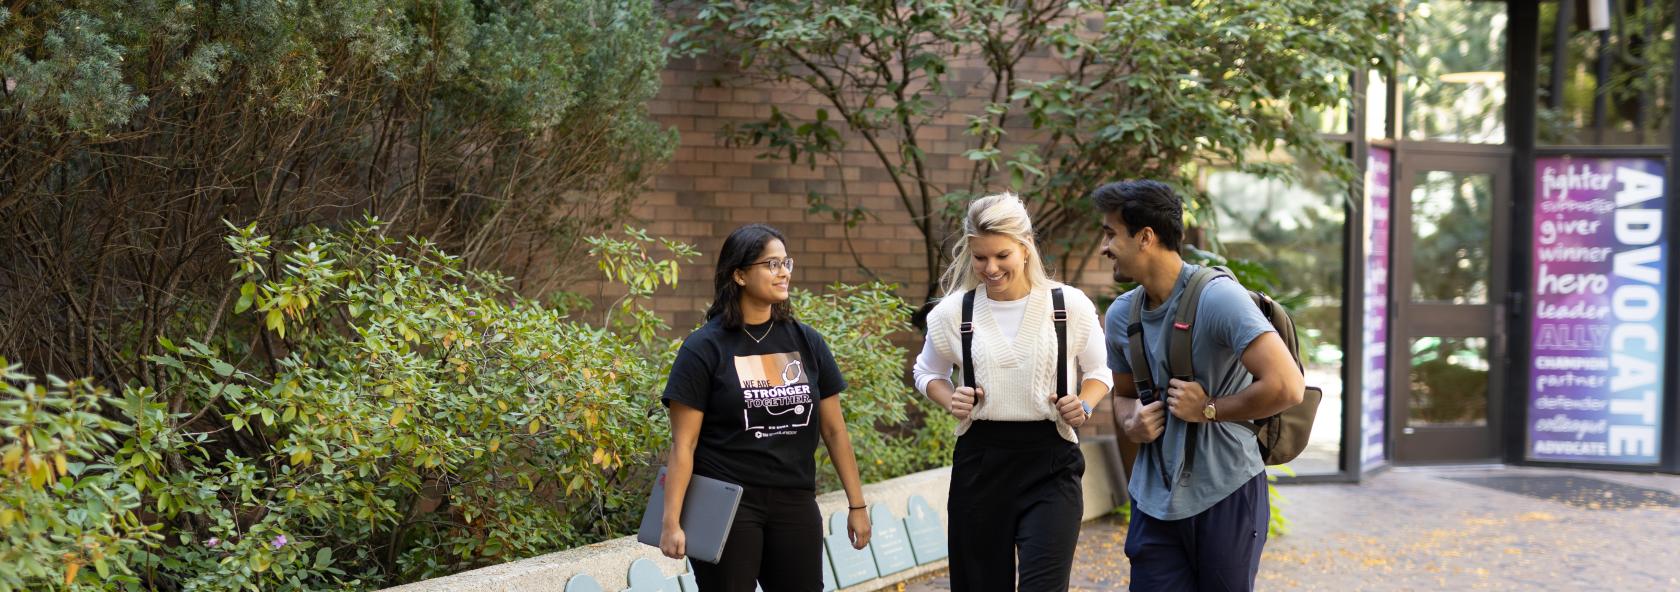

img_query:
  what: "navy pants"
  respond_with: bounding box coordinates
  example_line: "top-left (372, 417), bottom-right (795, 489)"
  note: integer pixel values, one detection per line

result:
top-left (948, 420), bottom-right (1085, 592)
top-left (1124, 471), bottom-right (1269, 592)
top-left (690, 485), bottom-right (823, 592)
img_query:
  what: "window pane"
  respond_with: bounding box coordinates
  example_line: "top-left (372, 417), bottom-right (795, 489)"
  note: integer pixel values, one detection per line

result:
top-left (1402, 0), bottom-right (1508, 143)
top-left (1366, 70), bottom-right (1391, 140)
top-left (1537, 0), bottom-right (1675, 145)
top-left (1409, 171), bottom-right (1492, 304)
top-left (1407, 336), bottom-right (1490, 427)
top-left (1204, 160), bottom-right (1346, 475)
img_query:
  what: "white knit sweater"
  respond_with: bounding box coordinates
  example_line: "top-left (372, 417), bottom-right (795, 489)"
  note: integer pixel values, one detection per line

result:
top-left (919, 283), bottom-right (1107, 443)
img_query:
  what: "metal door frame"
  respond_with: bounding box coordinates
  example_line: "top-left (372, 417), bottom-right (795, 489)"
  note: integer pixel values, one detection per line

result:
top-left (1388, 144), bottom-right (1513, 463)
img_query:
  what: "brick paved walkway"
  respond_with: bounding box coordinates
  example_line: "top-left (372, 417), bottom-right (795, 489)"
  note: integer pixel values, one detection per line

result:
top-left (905, 466), bottom-right (1680, 591)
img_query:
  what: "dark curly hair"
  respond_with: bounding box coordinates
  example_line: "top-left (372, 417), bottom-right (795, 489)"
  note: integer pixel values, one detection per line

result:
top-left (1091, 180), bottom-right (1184, 252)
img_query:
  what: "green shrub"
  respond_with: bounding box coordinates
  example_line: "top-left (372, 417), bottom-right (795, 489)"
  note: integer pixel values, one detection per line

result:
top-left (0, 368), bottom-right (156, 591)
top-left (1, 221), bottom-right (694, 590)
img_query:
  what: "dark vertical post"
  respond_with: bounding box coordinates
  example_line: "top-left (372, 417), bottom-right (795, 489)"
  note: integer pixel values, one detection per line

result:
top-left (1634, 0), bottom-right (1652, 140)
top-left (1549, 0), bottom-right (1574, 110)
top-left (1663, 0), bottom-right (1680, 473)
top-left (1346, 69), bottom-right (1370, 479)
top-left (1506, 0), bottom-right (1541, 465)
top-left (1592, 0), bottom-right (1615, 143)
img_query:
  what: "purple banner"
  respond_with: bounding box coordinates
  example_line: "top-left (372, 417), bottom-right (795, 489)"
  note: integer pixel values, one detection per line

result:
top-left (1528, 157), bottom-right (1667, 464)
top-left (1361, 148), bottom-right (1391, 468)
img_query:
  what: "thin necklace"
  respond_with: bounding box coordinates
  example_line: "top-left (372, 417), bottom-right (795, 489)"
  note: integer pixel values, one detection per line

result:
top-left (744, 320), bottom-right (774, 343)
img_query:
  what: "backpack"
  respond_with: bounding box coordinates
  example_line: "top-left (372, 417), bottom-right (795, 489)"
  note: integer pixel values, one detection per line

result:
top-left (1127, 266), bottom-right (1323, 480)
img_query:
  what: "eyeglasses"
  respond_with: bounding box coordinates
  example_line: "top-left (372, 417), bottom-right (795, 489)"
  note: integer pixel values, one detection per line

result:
top-left (743, 257), bottom-right (795, 273)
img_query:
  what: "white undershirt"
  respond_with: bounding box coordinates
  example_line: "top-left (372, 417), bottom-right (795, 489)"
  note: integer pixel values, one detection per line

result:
top-left (913, 296), bottom-right (1112, 395)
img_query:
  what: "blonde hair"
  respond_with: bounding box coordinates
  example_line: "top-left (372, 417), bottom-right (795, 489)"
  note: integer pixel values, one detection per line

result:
top-left (939, 193), bottom-right (1053, 296)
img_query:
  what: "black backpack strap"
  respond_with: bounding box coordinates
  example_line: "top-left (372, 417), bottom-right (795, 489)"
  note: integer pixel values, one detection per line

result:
top-left (960, 290), bottom-right (977, 389)
top-left (1127, 289), bottom-right (1172, 489)
top-left (1052, 287), bottom-right (1068, 399)
top-left (1170, 267), bottom-right (1231, 382)
top-left (1175, 266), bottom-right (1234, 481)
top-left (1127, 290), bottom-right (1153, 402)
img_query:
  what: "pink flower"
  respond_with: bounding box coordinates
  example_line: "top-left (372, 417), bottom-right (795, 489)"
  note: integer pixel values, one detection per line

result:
top-left (271, 534), bottom-right (288, 550)
top-left (206, 537), bottom-right (221, 548)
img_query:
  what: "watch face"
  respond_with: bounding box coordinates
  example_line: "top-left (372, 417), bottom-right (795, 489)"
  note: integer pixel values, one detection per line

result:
top-left (1203, 403), bottom-right (1216, 419)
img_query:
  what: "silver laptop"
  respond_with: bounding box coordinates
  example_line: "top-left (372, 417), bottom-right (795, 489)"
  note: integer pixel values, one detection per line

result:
top-left (637, 467), bottom-right (744, 564)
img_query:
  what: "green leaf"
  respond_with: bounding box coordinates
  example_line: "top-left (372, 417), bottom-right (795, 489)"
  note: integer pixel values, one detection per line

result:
top-left (147, 355), bottom-right (186, 371)
top-left (235, 281), bottom-right (257, 313)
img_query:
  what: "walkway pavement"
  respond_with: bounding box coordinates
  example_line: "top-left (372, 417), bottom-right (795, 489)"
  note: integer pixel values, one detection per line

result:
top-left (904, 465), bottom-right (1680, 591)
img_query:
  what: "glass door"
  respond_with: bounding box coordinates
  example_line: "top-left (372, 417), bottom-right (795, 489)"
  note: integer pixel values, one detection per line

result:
top-left (1390, 149), bottom-right (1511, 463)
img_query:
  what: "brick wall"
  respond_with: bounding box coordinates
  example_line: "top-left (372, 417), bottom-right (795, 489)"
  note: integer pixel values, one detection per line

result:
top-left (608, 56), bottom-right (1119, 335)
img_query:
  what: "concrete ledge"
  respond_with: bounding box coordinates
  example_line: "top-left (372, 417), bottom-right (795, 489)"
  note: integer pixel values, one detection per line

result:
top-left (383, 438), bottom-right (1125, 592)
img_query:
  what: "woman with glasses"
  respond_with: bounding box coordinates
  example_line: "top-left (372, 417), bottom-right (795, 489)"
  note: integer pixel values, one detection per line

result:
top-left (913, 194), bottom-right (1112, 592)
top-left (659, 223), bottom-right (871, 591)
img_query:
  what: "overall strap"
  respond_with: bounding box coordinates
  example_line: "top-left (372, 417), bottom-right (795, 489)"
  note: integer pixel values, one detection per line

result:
top-left (960, 290), bottom-right (977, 389)
top-left (1052, 287), bottom-right (1068, 398)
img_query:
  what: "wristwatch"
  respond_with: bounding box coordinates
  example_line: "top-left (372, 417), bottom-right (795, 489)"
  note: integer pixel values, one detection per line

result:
top-left (1202, 401), bottom-right (1217, 421)
top-left (1080, 400), bottom-right (1093, 418)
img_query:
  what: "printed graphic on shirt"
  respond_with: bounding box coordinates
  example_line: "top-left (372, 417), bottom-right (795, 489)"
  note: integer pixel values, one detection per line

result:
top-left (733, 352), bottom-right (815, 438)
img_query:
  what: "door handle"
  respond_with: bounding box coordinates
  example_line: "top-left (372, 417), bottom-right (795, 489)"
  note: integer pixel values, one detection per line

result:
top-left (1492, 303), bottom-right (1507, 358)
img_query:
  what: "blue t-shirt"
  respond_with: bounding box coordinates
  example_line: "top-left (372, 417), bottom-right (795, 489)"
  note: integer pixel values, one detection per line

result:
top-left (1105, 263), bottom-right (1275, 520)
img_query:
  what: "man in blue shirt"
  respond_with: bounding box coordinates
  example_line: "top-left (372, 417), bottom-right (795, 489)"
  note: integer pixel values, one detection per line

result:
top-left (1092, 180), bottom-right (1305, 591)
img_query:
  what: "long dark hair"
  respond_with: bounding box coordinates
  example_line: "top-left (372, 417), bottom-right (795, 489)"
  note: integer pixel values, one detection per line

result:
top-left (705, 223), bottom-right (796, 329)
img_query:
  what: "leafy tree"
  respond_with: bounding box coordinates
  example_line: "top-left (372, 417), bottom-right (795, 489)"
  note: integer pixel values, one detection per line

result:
top-left (680, 0), bottom-right (1398, 302)
top-left (0, 0), bottom-right (676, 383)
top-left (1537, 0), bottom-right (1674, 144)
top-left (2, 221), bottom-right (695, 590)
top-left (1401, 0), bottom-right (1509, 143)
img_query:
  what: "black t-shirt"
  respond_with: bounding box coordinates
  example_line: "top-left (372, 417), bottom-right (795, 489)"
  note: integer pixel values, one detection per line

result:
top-left (662, 316), bottom-right (847, 490)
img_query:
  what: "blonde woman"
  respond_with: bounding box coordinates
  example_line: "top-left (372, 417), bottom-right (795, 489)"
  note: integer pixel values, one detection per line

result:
top-left (913, 193), bottom-right (1112, 592)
